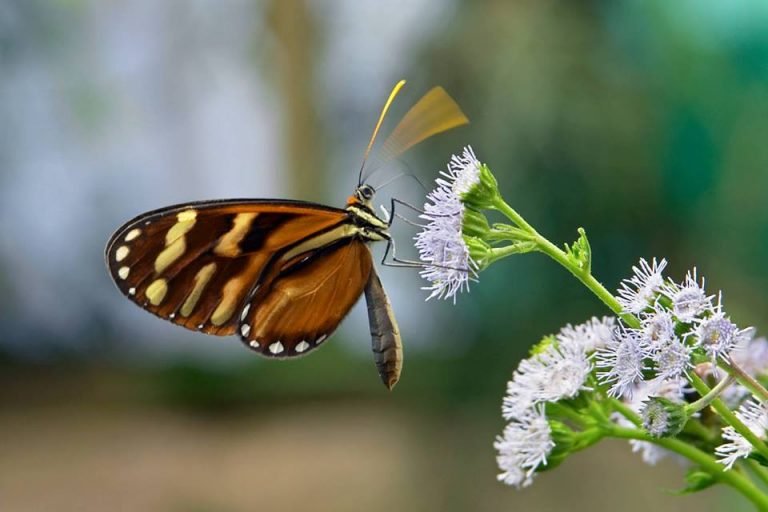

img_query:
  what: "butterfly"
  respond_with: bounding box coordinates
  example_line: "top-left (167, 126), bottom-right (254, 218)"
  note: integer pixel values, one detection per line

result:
top-left (105, 80), bottom-right (468, 390)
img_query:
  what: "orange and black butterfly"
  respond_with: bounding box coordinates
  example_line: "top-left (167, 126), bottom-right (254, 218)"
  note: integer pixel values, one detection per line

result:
top-left (105, 80), bottom-right (468, 389)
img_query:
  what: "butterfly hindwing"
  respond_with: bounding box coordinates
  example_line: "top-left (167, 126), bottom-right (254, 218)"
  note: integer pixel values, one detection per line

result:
top-left (105, 199), bottom-right (349, 335)
top-left (239, 240), bottom-right (373, 358)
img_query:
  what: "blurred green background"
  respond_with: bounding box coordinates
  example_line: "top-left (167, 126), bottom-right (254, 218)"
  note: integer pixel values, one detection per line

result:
top-left (1, 1), bottom-right (767, 510)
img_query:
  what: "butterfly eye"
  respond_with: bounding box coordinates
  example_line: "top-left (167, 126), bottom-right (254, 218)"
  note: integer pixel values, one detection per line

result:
top-left (359, 185), bottom-right (375, 200)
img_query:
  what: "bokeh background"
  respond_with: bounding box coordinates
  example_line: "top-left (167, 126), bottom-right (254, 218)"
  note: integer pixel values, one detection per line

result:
top-left (1, 1), bottom-right (767, 510)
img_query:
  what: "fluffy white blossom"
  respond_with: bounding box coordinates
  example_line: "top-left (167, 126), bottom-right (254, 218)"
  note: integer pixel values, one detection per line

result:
top-left (640, 310), bottom-right (676, 348)
top-left (648, 336), bottom-right (693, 381)
top-left (444, 146), bottom-right (482, 197)
top-left (617, 258), bottom-right (667, 314)
top-left (495, 406), bottom-right (555, 488)
top-left (716, 400), bottom-right (768, 470)
top-left (557, 316), bottom-right (616, 353)
top-left (414, 147), bottom-right (480, 302)
top-left (661, 268), bottom-right (714, 323)
top-left (692, 301), bottom-right (751, 362)
top-left (502, 337), bottom-right (592, 419)
top-left (596, 327), bottom-right (646, 398)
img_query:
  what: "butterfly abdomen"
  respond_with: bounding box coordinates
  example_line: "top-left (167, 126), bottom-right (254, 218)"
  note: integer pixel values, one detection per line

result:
top-left (364, 269), bottom-right (403, 390)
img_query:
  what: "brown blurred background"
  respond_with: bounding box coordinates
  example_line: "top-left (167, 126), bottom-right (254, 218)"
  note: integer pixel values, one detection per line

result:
top-left (1, 1), bottom-right (766, 510)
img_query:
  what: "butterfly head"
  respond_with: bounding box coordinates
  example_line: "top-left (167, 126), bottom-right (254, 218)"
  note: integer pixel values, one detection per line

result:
top-left (348, 183), bottom-right (376, 209)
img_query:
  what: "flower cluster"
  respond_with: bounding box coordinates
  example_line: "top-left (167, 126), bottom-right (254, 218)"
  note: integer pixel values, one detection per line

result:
top-left (495, 318), bottom-right (607, 487)
top-left (419, 148), bottom-right (768, 506)
top-left (598, 260), bottom-right (752, 400)
top-left (414, 146), bottom-right (481, 302)
top-left (495, 257), bottom-right (768, 488)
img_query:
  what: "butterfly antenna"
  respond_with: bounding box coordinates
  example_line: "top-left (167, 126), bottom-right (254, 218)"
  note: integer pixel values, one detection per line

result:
top-left (368, 159), bottom-right (429, 197)
top-left (359, 80), bottom-right (407, 187)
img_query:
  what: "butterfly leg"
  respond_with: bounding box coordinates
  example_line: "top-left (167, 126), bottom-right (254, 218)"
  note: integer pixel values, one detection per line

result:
top-left (380, 199), bottom-right (470, 272)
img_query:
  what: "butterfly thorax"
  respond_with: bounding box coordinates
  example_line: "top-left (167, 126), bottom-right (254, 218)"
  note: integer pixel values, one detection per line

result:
top-left (345, 184), bottom-right (390, 243)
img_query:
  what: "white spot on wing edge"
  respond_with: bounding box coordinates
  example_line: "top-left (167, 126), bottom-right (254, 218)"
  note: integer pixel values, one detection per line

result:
top-left (240, 304), bottom-right (250, 321)
top-left (249, 340), bottom-right (260, 348)
top-left (269, 341), bottom-right (284, 354)
top-left (128, 287), bottom-right (136, 295)
top-left (115, 246), bottom-right (129, 262)
top-left (118, 266), bottom-right (130, 280)
top-left (316, 334), bottom-right (327, 345)
top-left (124, 228), bottom-right (142, 242)
top-left (296, 341), bottom-right (310, 353)
top-left (241, 324), bottom-right (251, 337)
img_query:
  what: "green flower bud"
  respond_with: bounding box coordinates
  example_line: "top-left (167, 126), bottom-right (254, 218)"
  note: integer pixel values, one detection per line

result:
top-left (538, 420), bottom-right (575, 472)
top-left (642, 397), bottom-right (688, 438)
top-left (464, 236), bottom-right (491, 271)
top-left (461, 207), bottom-right (491, 239)
top-left (460, 163), bottom-right (500, 210)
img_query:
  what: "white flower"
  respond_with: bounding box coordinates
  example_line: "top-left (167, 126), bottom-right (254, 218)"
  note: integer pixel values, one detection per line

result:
top-left (557, 316), bottom-right (616, 353)
top-left (716, 400), bottom-right (768, 470)
top-left (692, 301), bottom-right (750, 361)
top-left (662, 268), bottom-right (714, 323)
top-left (596, 327), bottom-right (646, 398)
top-left (640, 310), bottom-right (676, 348)
top-left (444, 146), bottom-right (482, 197)
top-left (649, 336), bottom-right (693, 382)
top-left (617, 258), bottom-right (667, 314)
top-left (415, 148), bottom-right (480, 302)
top-left (495, 406), bottom-right (554, 488)
top-left (502, 339), bottom-right (592, 419)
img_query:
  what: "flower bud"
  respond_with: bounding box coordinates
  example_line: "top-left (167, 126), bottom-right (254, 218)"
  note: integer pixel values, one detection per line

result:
top-left (464, 236), bottom-right (491, 271)
top-left (538, 420), bottom-right (575, 472)
top-left (461, 207), bottom-right (491, 239)
top-left (460, 163), bottom-right (500, 210)
top-left (641, 397), bottom-right (688, 438)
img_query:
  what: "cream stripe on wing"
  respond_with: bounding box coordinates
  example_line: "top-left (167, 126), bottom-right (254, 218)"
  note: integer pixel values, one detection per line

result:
top-left (214, 212), bottom-right (258, 257)
top-left (154, 209), bottom-right (197, 274)
top-left (180, 262), bottom-right (217, 317)
top-left (155, 237), bottom-right (186, 274)
top-left (146, 278), bottom-right (168, 306)
top-left (166, 210), bottom-right (197, 244)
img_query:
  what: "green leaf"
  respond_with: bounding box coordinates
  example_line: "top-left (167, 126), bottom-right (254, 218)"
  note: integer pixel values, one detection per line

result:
top-left (671, 468), bottom-right (718, 495)
top-left (749, 452), bottom-right (768, 467)
top-left (563, 227), bottom-right (591, 274)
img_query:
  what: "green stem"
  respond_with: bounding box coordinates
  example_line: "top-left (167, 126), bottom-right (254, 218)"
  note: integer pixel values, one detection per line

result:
top-left (747, 460), bottom-right (768, 489)
top-left (720, 359), bottom-right (768, 403)
top-left (682, 419), bottom-right (718, 444)
top-left (610, 398), bottom-right (642, 426)
top-left (492, 198), bottom-right (639, 328)
top-left (690, 373), bottom-right (768, 461)
top-left (608, 425), bottom-right (768, 509)
top-left (485, 243), bottom-right (537, 265)
top-left (686, 374), bottom-right (736, 415)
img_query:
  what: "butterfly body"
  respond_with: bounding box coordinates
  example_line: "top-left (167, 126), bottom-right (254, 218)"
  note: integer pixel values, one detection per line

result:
top-left (106, 80), bottom-right (468, 389)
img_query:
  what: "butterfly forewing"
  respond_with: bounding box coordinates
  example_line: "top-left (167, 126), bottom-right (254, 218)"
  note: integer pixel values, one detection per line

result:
top-left (239, 240), bottom-right (373, 358)
top-left (105, 199), bottom-right (349, 335)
